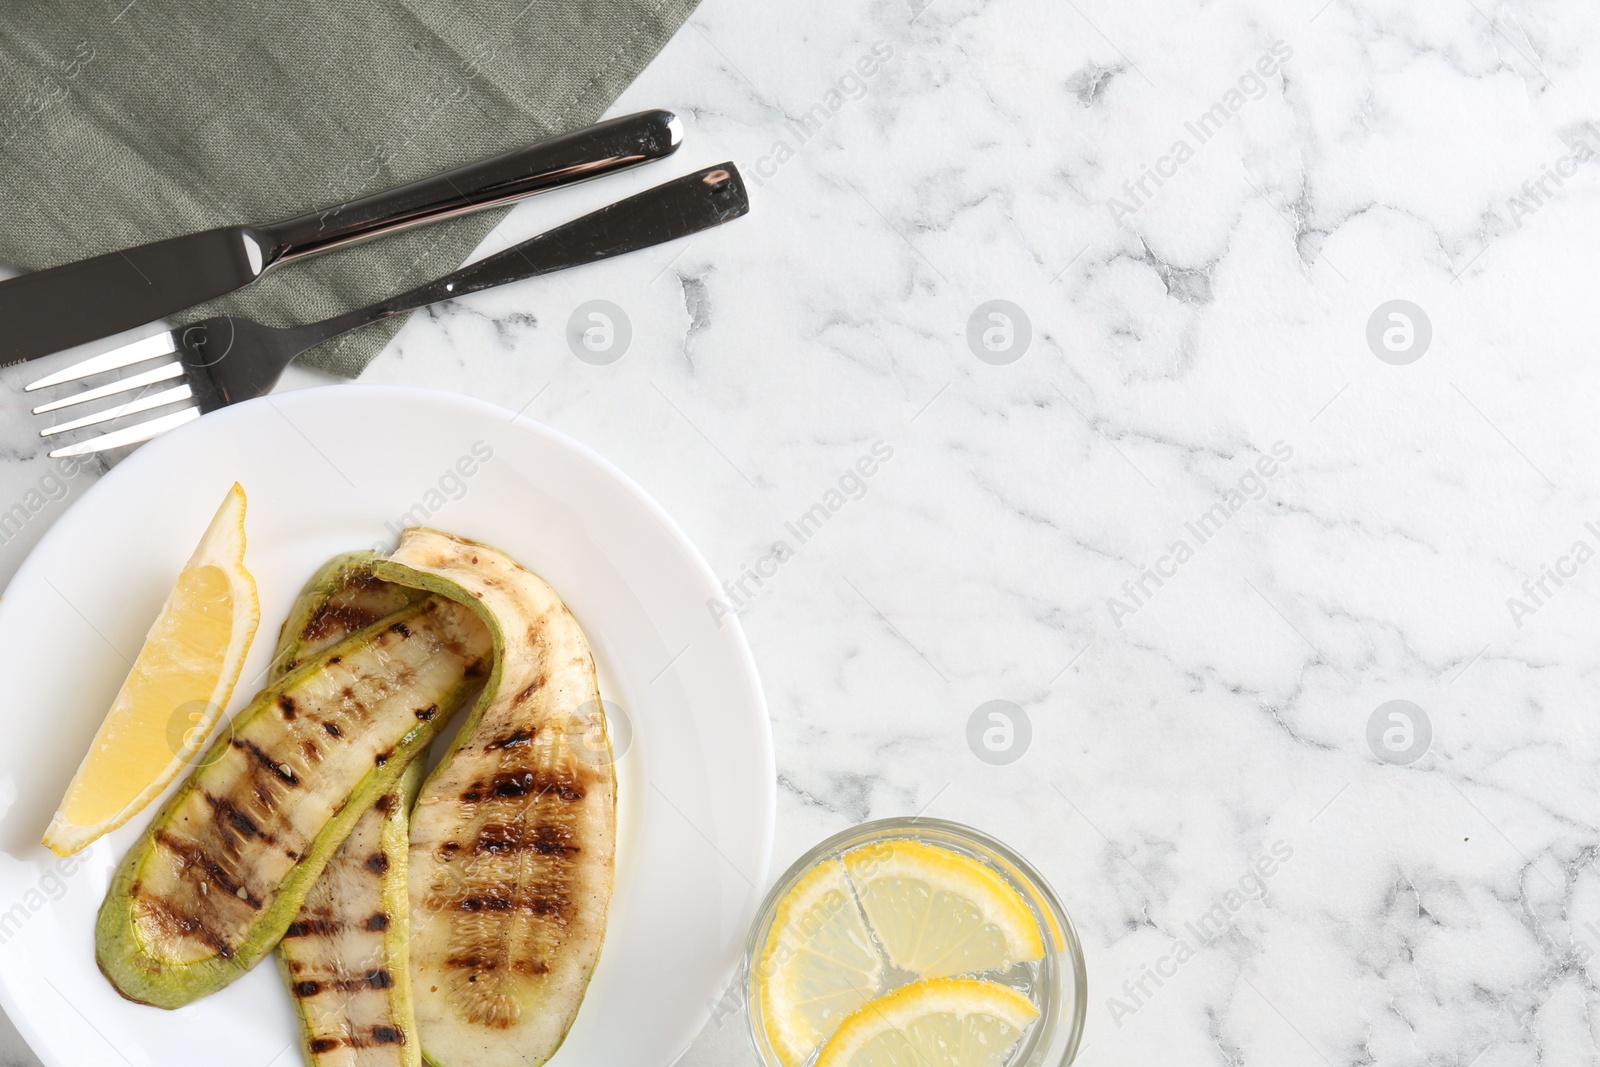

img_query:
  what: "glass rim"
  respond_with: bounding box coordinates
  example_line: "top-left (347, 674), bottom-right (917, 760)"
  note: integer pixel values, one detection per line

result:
top-left (742, 816), bottom-right (1087, 1067)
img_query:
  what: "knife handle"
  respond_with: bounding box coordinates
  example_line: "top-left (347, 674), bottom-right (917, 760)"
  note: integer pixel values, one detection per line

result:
top-left (255, 109), bottom-right (682, 266)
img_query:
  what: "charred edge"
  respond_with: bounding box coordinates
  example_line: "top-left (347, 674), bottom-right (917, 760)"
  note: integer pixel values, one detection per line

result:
top-left (278, 695), bottom-right (297, 719)
top-left (444, 955), bottom-right (496, 970)
top-left (461, 772), bottom-right (584, 804)
top-left (233, 737), bottom-right (298, 784)
top-left (486, 728), bottom-right (533, 750)
top-left (366, 853), bottom-right (389, 874)
top-left (308, 1038), bottom-right (340, 1054)
top-left (284, 917), bottom-right (340, 938)
top-left (203, 791), bottom-right (274, 845)
top-left (302, 601), bottom-right (385, 643)
top-left (300, 973), bottom-right (393, 994)
top-left (517, 771), bottom-right (584, 801)
top-left (492, 771), bottom-right (536, 798)
top-left (345, 568), bottom-right (385, 590)
top-left (472, 823), bottom-right (580, 857)
top-left (389, 620), bottom-right (411, 638)
top-left (371, 1026), bottom-right (405, 1046)
top-left (366, 912), bottom-right (389, 931)
top-left (136, 893), bottom-right (237, 960)
top-left (445, 955), bottom-right (549, 976)
top-left (535, 775), bottom-right (587, 803)
top-left (375, 794), bottom-right (397, 815)
top-left (530, 825), bottom-right (580, 856)
top-left (457, 896), bottom-right (515, 912)
top-left (514, 673), bottom-right (548, 705)
top-left (374, 749), bottom-right (390, 767)
top-left (456, 895), bottom-right (567, 916)
top-left (415, 703), bottom-right (438, 721)
top-left (152, 829), bottom-right (259, 910)
top-left (473, 829), bottom-right (515, 855)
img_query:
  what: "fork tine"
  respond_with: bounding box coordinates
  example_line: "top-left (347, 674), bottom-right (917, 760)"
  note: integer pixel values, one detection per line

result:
top-left (40, 384), bottom-right (195, 437)
top-left (46, 405), bottom-right (201, 459)
top-left (31, 361), bottom-right (186, 415)
top-left (25, 332), bottom-right (178, 392)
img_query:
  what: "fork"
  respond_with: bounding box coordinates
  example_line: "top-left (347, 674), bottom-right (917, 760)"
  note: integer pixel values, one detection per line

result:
top-left (27, 162), bottom-right (749, 458)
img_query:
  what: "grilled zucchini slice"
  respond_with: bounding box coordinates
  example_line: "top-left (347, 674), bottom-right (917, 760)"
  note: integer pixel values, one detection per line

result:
top-left (278, 758), bottom-right (424, 1067)
top-left (372, 529), bottom-right (616, 1067)
top-left (95, 595), bottom-right (492, 1008)
top-left (272, 554), bottom-right (432, 1066)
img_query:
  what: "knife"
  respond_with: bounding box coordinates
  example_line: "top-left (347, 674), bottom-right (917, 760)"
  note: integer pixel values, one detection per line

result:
top-left (0, 109), bottom-right (682, 367)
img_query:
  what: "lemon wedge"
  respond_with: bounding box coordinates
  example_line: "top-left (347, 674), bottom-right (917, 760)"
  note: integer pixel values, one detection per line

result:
top-left (43, 484), bottom-right (259, 856)
top-left (842, 840), bottom-right (1043, 979)
top-left (758, 861), bottom-right (885, 1067)
top-left (813, 977), bottom-right (1039, 1067)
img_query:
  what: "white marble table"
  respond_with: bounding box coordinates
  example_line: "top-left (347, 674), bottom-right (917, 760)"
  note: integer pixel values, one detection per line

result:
top-left (6, 0), bottom-right (1600, 1063)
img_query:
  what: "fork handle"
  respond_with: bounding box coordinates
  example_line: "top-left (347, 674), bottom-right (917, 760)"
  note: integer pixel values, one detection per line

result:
top-left (257, 110), bottom-right (682, 264)
top-left (297, 163), bottom-right (750, 345)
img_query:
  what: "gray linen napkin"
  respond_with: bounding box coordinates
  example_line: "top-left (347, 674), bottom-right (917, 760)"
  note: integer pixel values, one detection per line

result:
top-left (0, 0), bottom-right (698, 376)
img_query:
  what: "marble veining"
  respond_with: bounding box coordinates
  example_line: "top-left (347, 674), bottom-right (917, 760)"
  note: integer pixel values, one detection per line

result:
top-left (5, 0), bottom-right (1600, 1063)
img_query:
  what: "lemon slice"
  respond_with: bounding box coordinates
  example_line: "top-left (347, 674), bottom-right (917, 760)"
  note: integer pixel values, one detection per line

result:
top-left (757, 860), bottom-right (885, 1067)
top-left (813, 977), bottom-right (1039, 1067)
top-left (842, 841), bottom-right (1043, 978)
top-left (42, 484), bottom-right (259, 856)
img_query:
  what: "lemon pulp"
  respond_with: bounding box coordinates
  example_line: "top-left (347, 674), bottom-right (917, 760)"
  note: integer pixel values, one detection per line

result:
top-left (43, 484), bottom-right (258, 856)
top-left (757, 861), bottom-right (884, 1067)
top-left (843, 840), bottom-right (1044, 978)
top-left (812, 977), bottom-right (1039, 1067)
top-left (757, 840), bottom-right (1047, 1067)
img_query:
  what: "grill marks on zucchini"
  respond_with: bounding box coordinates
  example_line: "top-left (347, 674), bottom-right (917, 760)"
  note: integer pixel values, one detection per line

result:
top-left (421, 753), bottom-right (593, 1023)
top-left (272, 553), bottom-right (425, 678)
top-left (416, 741), bottom-right (602, 1035)
top-left (374, 529), bottom-right (616, 1067)
top-left (278, 758), bottom-right (425, 1067)
top-left (270, 554), bottom-right (434, 1067)
top-left (95, 594), bottom-right (492, 1009)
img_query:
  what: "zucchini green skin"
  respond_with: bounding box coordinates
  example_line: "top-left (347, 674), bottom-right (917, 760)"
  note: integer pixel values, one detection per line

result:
top-left (95, 595), bottom-right (492, 1009)
top-left (373, 529), bottom-right (616, 1067)
top-left (272, 555), bottom-right (431, 1067)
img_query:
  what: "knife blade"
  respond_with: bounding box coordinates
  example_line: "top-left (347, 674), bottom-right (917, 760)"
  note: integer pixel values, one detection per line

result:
top-left (0, 109), bottom-right (682, 366)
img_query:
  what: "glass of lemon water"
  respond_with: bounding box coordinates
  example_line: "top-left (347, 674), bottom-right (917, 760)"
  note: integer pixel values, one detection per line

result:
top-left (744, 818), bottom-right (1085, 1067)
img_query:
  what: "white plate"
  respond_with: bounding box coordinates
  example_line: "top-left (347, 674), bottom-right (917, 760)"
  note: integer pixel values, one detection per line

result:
top-left (0, 385), bottom-right (773, 1067)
